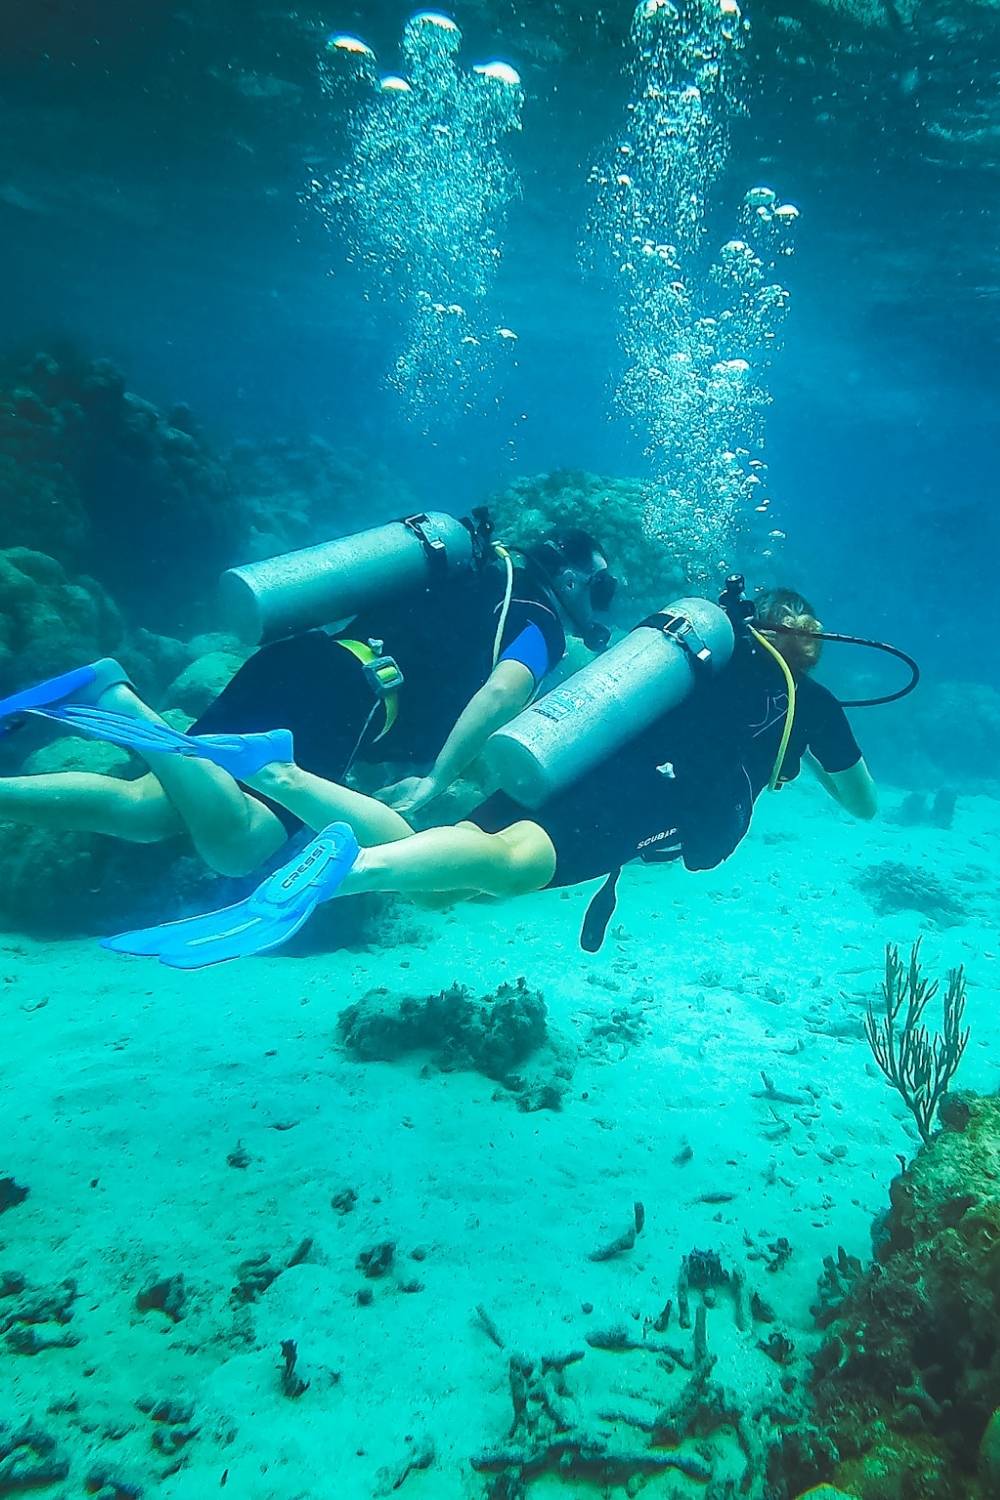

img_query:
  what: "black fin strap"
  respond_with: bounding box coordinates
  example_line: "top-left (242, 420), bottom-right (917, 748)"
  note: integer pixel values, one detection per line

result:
top-left (580, 867), bottom-right (622, 953)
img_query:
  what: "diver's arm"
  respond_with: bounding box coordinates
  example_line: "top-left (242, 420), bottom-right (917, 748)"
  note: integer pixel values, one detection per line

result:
top-left (425, 660), bottom-right (536, 792)
top-left (805, 752), bottom-right (878, 820)
top-left (379, 660), bottom-right (535, 814)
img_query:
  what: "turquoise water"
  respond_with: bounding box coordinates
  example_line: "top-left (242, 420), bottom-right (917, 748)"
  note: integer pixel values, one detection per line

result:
top-left (2, 3), bottom-right (999, 1498)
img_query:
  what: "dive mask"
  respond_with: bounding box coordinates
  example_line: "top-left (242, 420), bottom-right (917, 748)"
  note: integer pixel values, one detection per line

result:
top-left (559, 560), bottom-right (617, 652)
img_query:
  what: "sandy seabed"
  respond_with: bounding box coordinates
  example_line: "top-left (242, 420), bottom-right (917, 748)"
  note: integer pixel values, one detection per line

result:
top-left (2, 778), bottom-right (998, 1499)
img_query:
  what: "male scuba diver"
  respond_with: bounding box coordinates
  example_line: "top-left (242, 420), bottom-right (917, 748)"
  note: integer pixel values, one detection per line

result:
top-left (0, 511), bottom-right (618, 878)
top-left (94, 582), bottom-right (890, 969)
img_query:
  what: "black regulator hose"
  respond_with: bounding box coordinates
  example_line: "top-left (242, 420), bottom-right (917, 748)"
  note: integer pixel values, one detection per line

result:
top-left (775, 627), bottom-right (921, 708)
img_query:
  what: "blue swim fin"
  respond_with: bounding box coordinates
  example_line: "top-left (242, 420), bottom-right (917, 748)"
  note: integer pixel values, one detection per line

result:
top-left (103, 822), bottom-right (361, 969)
top-left (29, 703), bottom-right (293, 780)
top-left (0, 658), bottom-right (129, 734)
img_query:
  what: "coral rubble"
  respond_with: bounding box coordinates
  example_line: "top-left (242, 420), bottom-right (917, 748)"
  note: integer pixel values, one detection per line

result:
top-left (852, 861), bottom-right (965, 927)
top-left (337, 977), bottom-right (571, 1107)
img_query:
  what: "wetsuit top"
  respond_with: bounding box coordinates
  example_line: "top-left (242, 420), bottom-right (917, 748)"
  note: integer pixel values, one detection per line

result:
top-left (473, 636), bottom-right (865, 950)
top-left (732, 651), bottom-right (863, 798)
top-left (352, 559), bottom-right (567, 766)
top-left (632, 642), bottom-right (865, 869)
top-left (473, 640), bottom-right (864, 888)
top-left (192, 558), bottom-right (566, 838)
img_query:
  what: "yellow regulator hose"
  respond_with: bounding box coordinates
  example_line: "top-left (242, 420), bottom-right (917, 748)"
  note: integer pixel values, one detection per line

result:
top-left (749, 626), bottom-right (797, 790)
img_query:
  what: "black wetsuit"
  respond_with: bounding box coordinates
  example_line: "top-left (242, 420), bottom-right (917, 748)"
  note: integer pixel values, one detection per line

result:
top-left (192, 561), bottom-right (566, 834)
top-left (471, 641), bottom-right (863, 888)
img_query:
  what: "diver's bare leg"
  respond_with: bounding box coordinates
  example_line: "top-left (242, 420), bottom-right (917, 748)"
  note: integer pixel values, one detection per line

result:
top-left (0, 770), bottom-right (181, 843)
top-left (95, 683), bottom-right (286, 876)
top-left (249, 763), bottom-right (413, 846)
top-left (339, 820), bottom-right (556, 901)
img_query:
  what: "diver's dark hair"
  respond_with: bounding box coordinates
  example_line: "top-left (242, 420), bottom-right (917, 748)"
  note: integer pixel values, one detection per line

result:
top-left (755, 587), bottom-right (823, 673)
top-left (539, 527), bottom-right (606, 571)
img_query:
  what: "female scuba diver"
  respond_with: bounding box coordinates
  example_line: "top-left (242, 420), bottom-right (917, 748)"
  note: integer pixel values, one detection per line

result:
top-left (0, 515), bottom-right (617, 879)
top-left (98, 585), bottom-right (880, 968)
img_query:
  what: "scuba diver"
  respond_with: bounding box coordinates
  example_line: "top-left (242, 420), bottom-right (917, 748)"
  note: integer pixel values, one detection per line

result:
top-left (0, 512), bottom-right (618, 877)
top-left (93, 582), bottom-right (896, 969)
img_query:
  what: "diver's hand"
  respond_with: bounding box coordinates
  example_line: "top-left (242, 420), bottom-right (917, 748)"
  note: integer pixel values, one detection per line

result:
top-left (376, 775), bottom-right (441, 817)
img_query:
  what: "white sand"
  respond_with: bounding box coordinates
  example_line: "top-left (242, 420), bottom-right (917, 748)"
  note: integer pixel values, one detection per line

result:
top-left (2, 777), bottom-right (998, 1498)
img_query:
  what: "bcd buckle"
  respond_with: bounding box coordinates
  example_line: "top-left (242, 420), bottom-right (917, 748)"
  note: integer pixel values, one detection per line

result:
top-left (402, 513), bottom-right (449, 574)
top-left (659, 611), bottom-right (713, 666)
top-left (363, 653), bottom-right (404, 699)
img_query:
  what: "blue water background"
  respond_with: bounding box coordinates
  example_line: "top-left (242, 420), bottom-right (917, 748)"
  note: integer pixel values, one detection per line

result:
top-left (2, 0), bottom-right (997, 690)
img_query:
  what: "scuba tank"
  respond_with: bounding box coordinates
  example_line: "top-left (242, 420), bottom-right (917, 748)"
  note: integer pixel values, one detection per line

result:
top-left (219, 510), bottom-right (492, 645)
top-left (484, 597), bottom-right (735, 807)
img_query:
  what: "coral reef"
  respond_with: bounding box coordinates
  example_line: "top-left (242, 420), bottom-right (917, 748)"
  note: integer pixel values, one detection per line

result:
top-left (489, 469), bottom-right (687, 609)
top-left (160, 634), bottom-right (250, 716)
top-left (278, 1339), bottom-right (309, 1399)
top-left (0, 348), bottom-right (422, 650)
top-left (135, 1275), bottom-right (187, 1325)
top-left (232, 1238), bottom-right (312, 1305)
top-left (0, 351), bottom-right (236, 625)
top-left (225, 433), bottom-right (416, 562)
top-left (0, 370), bottom-right (90, 563)
top-left (588, 1202), bottom-right (645, 1263)
top-left (0, 548), bottom-right (125, 698)
top-left (0, 736), bottom-right (208, 936)
top-left (0, 348), bottom-right (419, 640)
top-left (0, 1181), bottom-right (29, 1215)
top-left (791, 1092), bottom-right (1000, 1499)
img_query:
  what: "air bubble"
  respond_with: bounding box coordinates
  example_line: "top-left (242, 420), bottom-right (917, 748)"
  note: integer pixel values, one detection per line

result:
top-left (585, 0), bottom-right (798, 573)
top-left (473, 61), bottom-right (521, 86)
top-left (310, 11), bottom-right (523, 423)
top-left (327, 34), bottom-right (375, 57)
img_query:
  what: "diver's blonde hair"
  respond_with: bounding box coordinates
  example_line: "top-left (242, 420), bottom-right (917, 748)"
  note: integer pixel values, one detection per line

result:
top-left (755, 587), bottom-right (823, 674)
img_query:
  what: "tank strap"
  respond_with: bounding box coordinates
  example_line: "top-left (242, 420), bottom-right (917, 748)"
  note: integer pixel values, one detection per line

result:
top-left (335, 639), bottom-right (403, 743)
top-left (401, 513), bottom-right (451, 577)
top-left (641, 609), bottom-right (717, 668)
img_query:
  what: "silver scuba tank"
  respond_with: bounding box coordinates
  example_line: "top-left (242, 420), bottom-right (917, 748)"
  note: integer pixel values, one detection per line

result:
top-left (483, 597), bottom-right (735, 807)
top-left (219, 512), bottom-right (482, 644)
